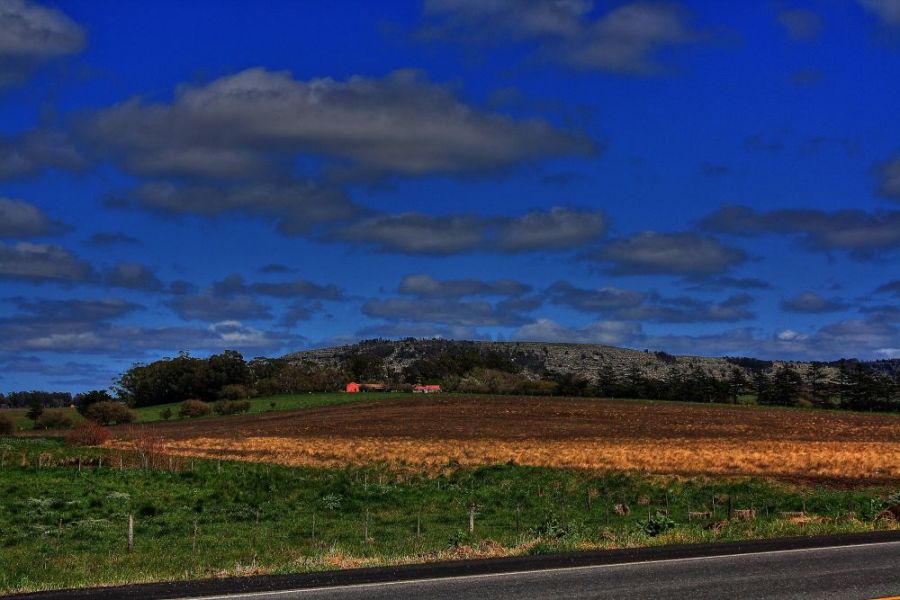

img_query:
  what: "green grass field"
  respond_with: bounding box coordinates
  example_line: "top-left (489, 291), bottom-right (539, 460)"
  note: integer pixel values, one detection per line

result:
top-left (133, 391), bottom-right (413, 422)
top-left (0, 437), bottom-right (897, 594)
top-left (0, 392), bottom-right (412, 430)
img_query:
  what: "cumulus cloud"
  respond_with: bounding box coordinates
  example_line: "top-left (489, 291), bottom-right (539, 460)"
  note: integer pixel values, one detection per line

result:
top-left (0, 354), bottom-right (115, 386)
top-left (334, 207), bottom-right (607, 255)
top-left (4, 297), bottom-right (142, 323)
top-left (281, 301), bottom-right (325, 327)
top-left (0, 128), bottom-right (84, 179)
top-left (592, 231), bottom-right (746, 275)
top-left (874, 155), bottom-right (900, 200)
top-left (0, 317), bottom-right (298, 355)
top-left (613, 293), bottom-right (754, 323)
top-left (512, 318), bottom-right (641, 345)
top-left (362, 297), bottom-right (532, 327)
top-left (84, 68), bottom-right (594, 180)
top-left (546, 281), bottom-right (753, 322)
top-left (858, 0), bottom-right (900, 27)
top-left (102, 263), bottom-right (165, 292)
top-left (118, 180), bottom-right (360, 236)
top-left (165, 274), bottom-right (342, 323)
top-left (682, 275), bottom-right (773, 291)
top-left (212, 273), bottom-right (343, 300)
top-left (495, 207), bottom-right (606, 251)
top-left (399, 273), bottom-right (530, 298)
top-left (165, 294), bottom-right (273, 322)
top-left (334, 212), bottom-right (486, 255)
top-left (259, 263), bottom-right (294, 274)
top-left (776, 8), bottom-right (822, 40)
top-left (422, 0), bottom-right (701, 75)
top-left (356, 322), bottom-right (484, 340)
top-left (0, 0), bottom-right (85, 87)
top-left (546, 280), bottom-right (645, 312)
top-left (0, 241), bottom-right (93, 282)
top-left (780, 292), bottom-right (849, 313)
top-left (86, 232), bottom-right (140, 247)
top-left (701, 205), bottom-right (900, 258)
top-left (874, 279), bottom-right (900, 296)
top-left (0, 197), bottom-right (67, 238)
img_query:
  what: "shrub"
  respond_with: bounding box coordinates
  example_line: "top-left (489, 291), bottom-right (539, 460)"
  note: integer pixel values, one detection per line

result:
top-left (25, 401), bottom-right (43, 422)
top-left (0, 414), bottom-right (14, 435)
top-left (178, 399), bottom-right (211, 418)
top-left (34, 410), bottom-right (74, 430)
top-left (213, 399), bottom-right (252, 416)
top-left (84, 401), bottom-right (137, 425)
top-left (160, 408), bottom-right (173, 420)
top-left (218, 384), bottom-right (250, 401)
top-left (643, 512), bottom-right (676, 537)
top-left (67, 420), bottom-right (111, 446)
top-left (74, 390), bottom-right (115, 414)
top-left (531, 514), bottom-right (568, 539)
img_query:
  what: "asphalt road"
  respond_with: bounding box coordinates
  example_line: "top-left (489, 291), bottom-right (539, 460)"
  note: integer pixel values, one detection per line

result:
top-left (185, 541), bottom-right (900, 600)
top-left (11, 532), bottom-right (900, 600)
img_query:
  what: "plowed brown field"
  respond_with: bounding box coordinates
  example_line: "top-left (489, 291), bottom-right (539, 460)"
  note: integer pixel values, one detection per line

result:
top-left (135, 396), bottom-right (900, 482)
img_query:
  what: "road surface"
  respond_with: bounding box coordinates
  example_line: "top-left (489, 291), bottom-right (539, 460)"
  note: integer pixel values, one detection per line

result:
top-left (11, 532), bottom-right (900, 600)
top-left (182, 541), bottom-right (900, 600)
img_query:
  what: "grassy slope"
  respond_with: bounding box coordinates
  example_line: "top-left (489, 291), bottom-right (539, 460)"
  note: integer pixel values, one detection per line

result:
top-left (0, 393), bottom-right (411, 431)
top-left (0, 437), bottom-right (897, 594)
top-left (134, 392), bottom-right (413, 423)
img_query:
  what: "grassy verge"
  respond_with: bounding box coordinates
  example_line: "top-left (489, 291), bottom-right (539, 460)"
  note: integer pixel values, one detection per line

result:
top-left (0, 437), bottom-right (897, 594)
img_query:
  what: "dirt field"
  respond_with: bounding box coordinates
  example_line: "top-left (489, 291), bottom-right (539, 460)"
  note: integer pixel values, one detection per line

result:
top-left (132, 396), bottom-right (900, 482)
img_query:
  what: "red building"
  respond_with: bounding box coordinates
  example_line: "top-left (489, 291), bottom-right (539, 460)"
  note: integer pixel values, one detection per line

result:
top-left (345, 382), bottom-right (361, 393)
top-left (413, 384), bottom-right (442, 393)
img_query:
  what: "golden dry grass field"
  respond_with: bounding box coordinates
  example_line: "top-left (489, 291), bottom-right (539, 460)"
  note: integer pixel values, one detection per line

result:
top-left (125, 396), bottom-right (900, 483)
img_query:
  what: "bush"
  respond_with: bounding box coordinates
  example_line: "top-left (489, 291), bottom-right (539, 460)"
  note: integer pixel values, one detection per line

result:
top-left (34, 410), bottom-right (74, 430)
top-left (178, 399), bottom-right (211, 418)
top-left (213, 399), bottom-right (252, 416)
top-left (160, 408), bottom-right (173, 420)
top-left (25, 401), bottom-right (43, 422)
top-left (218, 384), bottom-right (250, 401)
top-left (0, 415), bottom-right (14, 435)
top-left (66, 420), bottom-right (111, 446)
top-left (74, 390), bottom-right (115, 414)
top-left (643, 512), bottom-right (676, 537)
top-left (84, 401), bottom-right (137, 425)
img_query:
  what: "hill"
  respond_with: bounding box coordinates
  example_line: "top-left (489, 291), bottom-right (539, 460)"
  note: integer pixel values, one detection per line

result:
top-left (285, 338), bottom-right (835, 383)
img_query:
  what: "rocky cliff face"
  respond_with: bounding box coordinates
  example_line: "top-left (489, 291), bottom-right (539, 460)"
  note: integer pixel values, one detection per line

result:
top-left (284, 338), bottom-right (842, 382)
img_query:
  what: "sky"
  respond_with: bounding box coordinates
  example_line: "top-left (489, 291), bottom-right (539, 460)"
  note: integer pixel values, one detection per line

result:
top-left (1, 0), bottom-right (900, 392)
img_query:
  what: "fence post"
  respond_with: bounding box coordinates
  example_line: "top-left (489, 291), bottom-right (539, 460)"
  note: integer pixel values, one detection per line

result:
top-left (312, 512), bottom-right (316, 540)
top-left (364, 509), bottom-right (370, 543)
top-left (127, 514), bottom-right (134, 553)
top-left (192, 518), bottom-right (198, 553)
top-left (468, 503), bottom-right (476, 534)
top-left (416, 506), bottom-right (422, 539)
top-left (515, 504), bottom-right (521, 537)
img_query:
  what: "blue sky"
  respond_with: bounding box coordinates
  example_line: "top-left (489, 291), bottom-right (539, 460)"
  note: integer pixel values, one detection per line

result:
top-left (2, 0), bottom-right (900, 392)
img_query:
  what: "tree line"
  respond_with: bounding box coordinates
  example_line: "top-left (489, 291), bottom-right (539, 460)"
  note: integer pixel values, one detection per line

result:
top-left (3, 348), bottom-right (898, 413)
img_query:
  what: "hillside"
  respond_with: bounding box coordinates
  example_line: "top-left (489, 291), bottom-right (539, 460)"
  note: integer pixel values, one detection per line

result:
top-left (284, 338), bottom-right (839, 383)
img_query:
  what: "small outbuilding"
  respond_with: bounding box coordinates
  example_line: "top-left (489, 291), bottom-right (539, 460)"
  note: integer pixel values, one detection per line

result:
top-left (345, 382), bottom-right (361, 393)
top-left (413, 384), bottom-right (442, 394)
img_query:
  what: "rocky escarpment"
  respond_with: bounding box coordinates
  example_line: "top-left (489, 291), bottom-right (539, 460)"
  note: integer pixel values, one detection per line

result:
top-left (284, 338), bottom-right (844, 383)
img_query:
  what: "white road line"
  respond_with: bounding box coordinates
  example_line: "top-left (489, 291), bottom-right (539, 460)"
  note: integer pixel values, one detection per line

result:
top-left (177, 540), bottom-right (900, 600)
